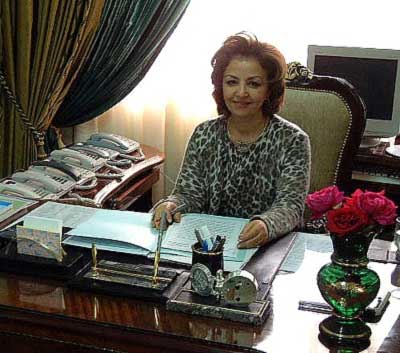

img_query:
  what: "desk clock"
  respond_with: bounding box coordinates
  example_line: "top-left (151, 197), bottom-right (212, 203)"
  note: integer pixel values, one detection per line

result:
top-left (190, 264), bottom-right (258, 307)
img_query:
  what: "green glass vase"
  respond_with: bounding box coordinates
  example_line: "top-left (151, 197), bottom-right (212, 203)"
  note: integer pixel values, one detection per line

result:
top-left (317, 229), bottom-right (380, 349)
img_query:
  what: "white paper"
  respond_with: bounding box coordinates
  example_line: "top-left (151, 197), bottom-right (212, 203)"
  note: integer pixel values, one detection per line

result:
top-left (162, 213), bottom-right (247, 258)
top-left (24, 215), bottom-right (62, 234)
top-left (26, 202), bottom-right (96, 228)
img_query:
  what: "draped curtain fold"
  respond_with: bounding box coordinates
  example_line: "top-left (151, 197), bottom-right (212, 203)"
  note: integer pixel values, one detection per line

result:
top-left (53, 0), bottom-right (190, 128)
top-left (0, 0), bottom-right (104, 176)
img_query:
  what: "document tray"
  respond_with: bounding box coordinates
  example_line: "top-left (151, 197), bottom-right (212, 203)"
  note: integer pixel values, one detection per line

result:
top-left (0, 226), bottom-right (90, 280)
top-left (69, 260), bottom-right (183, 303)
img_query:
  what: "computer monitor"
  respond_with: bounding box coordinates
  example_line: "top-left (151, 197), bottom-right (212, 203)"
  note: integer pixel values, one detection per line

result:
top-left (307, 45), bottom-right (400, 148)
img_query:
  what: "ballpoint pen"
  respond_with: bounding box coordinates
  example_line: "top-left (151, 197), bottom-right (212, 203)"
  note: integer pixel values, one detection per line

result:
top-left (152, 203), bottom-right (186, 284)
top-left (152, 211), bottom-right (167, 284)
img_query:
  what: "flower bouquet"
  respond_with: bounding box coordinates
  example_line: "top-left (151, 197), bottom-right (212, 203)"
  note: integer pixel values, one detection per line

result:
top-left (306, 186), bottom-right (397, 345)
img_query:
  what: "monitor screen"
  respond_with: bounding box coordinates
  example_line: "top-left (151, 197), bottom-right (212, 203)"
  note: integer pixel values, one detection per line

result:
top-left (307, 45), bottom-right (400, 138)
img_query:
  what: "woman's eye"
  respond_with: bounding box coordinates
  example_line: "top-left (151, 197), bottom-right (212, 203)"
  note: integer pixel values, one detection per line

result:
top-left (225, 79), bottom-right (237, 86)
top-left (248, 81), bottom-right (262, 88)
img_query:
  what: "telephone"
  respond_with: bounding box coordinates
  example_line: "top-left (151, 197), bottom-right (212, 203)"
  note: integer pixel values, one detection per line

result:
top-left (31, 160), bottom-right (96, 187)
top-left (0, 180), bottom-right (58, 200)
top-left (50, 148), bottom-right (106, 171)
top-left (11, 170), bottom-right (72, 194)
top-left (69, 143), bottom-right (117, 160)
top-left (87, 133), bottom-right (140, 154)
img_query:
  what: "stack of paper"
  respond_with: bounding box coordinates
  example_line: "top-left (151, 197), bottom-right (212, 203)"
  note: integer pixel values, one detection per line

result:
top-left (0, 195), bottom-right (38, 225)
top-left (64, 209), bottom-right (158, 256)
top-left (23, 202), bottom-right (257, 271)
top-left (0, 200), bottom-right (12, 216)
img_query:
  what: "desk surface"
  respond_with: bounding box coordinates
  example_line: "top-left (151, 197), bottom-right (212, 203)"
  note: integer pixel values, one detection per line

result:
top-left (0, 236), bottom-right (399, 353)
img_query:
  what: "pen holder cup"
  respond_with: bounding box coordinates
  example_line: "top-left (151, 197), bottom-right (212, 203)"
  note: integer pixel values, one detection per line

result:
top-left (191, 242), bottom-right (224, 276)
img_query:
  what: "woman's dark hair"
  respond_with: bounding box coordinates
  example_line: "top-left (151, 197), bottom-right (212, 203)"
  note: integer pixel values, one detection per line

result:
top-left (211, 32), bottom-right (287, 117)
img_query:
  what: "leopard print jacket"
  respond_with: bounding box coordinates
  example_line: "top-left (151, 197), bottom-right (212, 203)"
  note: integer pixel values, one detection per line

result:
top-left (164, 114), bottom-right (311, 241)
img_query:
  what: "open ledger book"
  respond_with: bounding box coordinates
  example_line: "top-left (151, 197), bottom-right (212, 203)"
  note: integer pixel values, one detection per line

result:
top-left (23, 202), bottom-right (257, 271)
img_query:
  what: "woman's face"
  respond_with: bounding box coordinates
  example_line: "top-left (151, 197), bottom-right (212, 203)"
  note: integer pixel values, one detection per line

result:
top-left (222, 56), bottom-right (269, 120)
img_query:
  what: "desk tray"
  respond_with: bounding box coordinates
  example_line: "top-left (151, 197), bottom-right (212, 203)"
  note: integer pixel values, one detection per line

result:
top-left (0, 226), bottom-right (90, 280)
top-left (68, 260), bottom-right (186, 303)
top-left (0, 241), bottom-right (89, 280)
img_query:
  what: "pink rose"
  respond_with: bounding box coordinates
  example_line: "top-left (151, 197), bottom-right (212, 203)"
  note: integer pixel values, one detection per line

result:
top-left (306, 186), bottom-right (344, 219)
top-left (350, 189), bottom-right (397, 225)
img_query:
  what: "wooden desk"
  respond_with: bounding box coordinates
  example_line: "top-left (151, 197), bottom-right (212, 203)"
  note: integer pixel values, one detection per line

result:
top-left (0, 237), bottom-right (398, 353)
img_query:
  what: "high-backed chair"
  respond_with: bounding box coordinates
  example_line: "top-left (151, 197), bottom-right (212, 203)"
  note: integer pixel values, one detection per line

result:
top-left (280, 62), bottom-right (366, 195)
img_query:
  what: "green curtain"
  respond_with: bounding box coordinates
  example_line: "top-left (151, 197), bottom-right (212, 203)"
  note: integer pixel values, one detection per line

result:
top-left (52, 0), bottom-right (190, 128)
top-left (0, 0), bottom-right (104, 177)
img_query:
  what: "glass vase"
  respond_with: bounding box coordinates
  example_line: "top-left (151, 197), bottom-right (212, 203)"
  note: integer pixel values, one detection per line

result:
top-left (317, 229), bottom-right (380, 349)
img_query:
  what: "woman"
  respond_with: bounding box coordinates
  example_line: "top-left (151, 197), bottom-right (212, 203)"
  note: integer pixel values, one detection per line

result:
top-left (152, 32), bottom-right (311, 249)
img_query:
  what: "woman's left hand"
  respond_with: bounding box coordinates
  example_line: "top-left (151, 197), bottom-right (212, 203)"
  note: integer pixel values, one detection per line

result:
top-left (237, 220), bottom-right (269, 249)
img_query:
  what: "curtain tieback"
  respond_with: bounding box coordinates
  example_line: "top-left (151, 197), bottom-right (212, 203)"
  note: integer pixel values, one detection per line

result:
top-left (0, 69), bottom-right (46, 159)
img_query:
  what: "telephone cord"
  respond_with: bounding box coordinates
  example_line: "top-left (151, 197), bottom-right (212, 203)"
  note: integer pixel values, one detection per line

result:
top-left (96, 163), bottom-right (123, 179)
top-left (65, 192), bottom-right (99, 207)
top-left (74, 177), bottom-right (97, 191)
top-left (120, 148), bottom-right (145, 162)
top-left (105, 158), bottom-right (132, 168)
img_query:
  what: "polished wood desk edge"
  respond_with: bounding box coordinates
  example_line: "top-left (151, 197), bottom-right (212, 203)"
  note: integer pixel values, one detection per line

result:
top-left (0, 304), bottom-right (264, 353)
top-left (94, 148), bottom-right (164, 207)
top-left (108, 168), bottom-right (160, 210)
top-left (0, 233), bottom-right (297, 352)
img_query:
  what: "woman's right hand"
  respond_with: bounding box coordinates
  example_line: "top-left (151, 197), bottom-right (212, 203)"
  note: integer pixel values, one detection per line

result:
top-left (151, 201), bottom-right (182, 229)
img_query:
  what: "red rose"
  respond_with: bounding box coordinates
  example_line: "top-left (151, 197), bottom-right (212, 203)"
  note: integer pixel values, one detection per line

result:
top-left (326, 205), bottom-right (369, 236)
top-left (306, 186), bottom-right (344, 218)
top-left (350, 189), bottom-right (397, 226)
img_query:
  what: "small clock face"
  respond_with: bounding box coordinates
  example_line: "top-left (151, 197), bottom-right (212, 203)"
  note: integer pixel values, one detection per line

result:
top-left (222, 271), bottom-right (258, 306)
top-left (190, 263), bottom-right (214, 296)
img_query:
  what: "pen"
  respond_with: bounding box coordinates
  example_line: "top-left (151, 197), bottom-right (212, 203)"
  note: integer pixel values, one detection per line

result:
top-left (153, 211), bottom-right (167, 284)
top-left (298, 300), bottom-right (332, 314)
top-left (195, 228), bottom-right (204, 247)
top-left (202, 238), bottom-right (209, 252)
top-left (215, 236), bottom-right (226, 252)
top-left (211, 239), bottom-right (220, 252)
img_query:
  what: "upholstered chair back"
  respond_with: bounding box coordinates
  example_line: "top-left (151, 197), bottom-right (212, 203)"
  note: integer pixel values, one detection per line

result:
top-left (279, 63), bottom-right (366, 194)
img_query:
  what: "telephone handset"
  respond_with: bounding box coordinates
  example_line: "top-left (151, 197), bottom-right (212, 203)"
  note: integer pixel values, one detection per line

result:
top-left (50, 148), bottom-right (105, 171)
top-left (31, 160), bottom-right (81, 181)
top-left (0, 180), bottom-right (57, 199)
top-left (12, 170), bottom-right (67, 194)
top-left (87, 133), bottom-right (140, 154)
top-left (69, 143), bottom-right (113, 159)
top-left (31, 160), bottom-right (96, 187)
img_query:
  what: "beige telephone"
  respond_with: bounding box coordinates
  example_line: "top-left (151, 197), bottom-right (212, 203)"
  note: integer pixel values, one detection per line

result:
top-left (50, 148), bottom-right (106, 171)
top-left (87, 133), bottom-right (140, 154)
top-left (0, 180), bottom-right (58, 200)
top-left (12, 170), bottom-right (74, 194)
top-left (86, 133), bottom-right (145, 162)
top-left (30, 160), bottom-right (97, 190)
